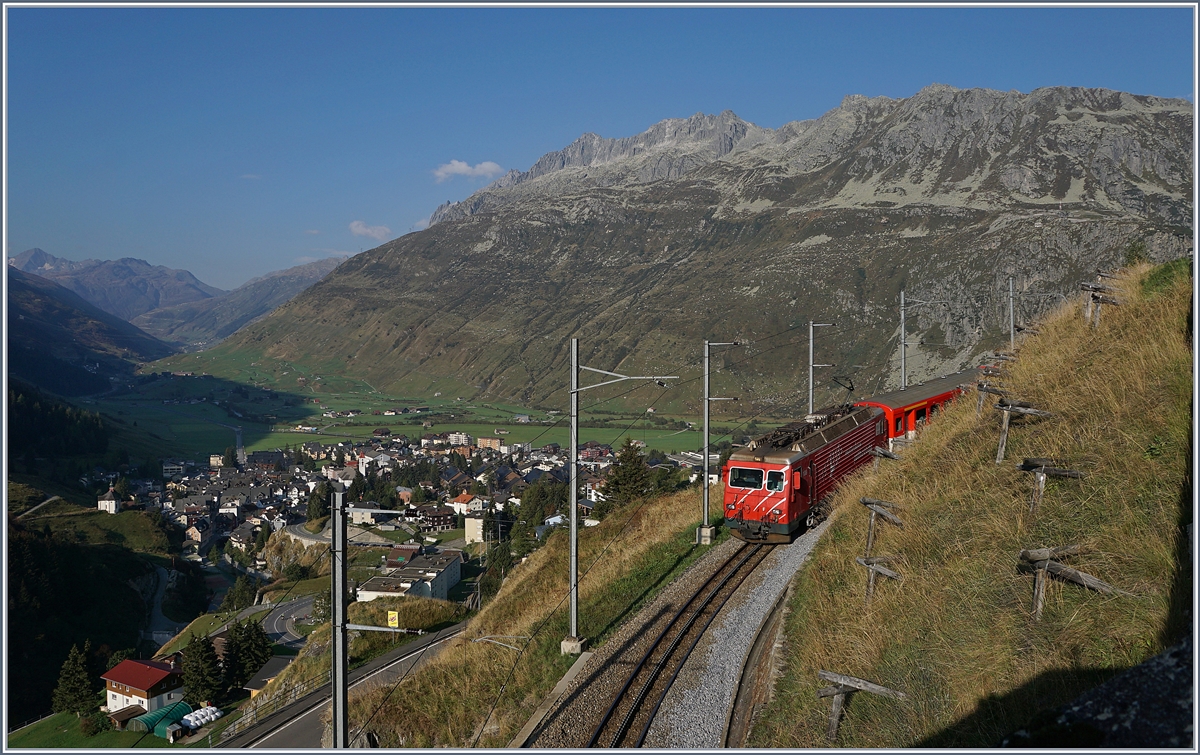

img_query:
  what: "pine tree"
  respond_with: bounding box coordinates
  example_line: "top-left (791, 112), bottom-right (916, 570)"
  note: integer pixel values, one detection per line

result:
top-left (307, 482), bottom-right (331, 521)
top-left (597, 438), bottom-right (651, 518)
top-left (52, 641), bottom-right (95, 717)
top-left (220, 575), bottom-right (256, 612)
top-left (239, 621), bottom-right (273, 680)
top-left (182, 633), bottom-right (222, 706)
top-left (221, 623), bottom-right (246, 691)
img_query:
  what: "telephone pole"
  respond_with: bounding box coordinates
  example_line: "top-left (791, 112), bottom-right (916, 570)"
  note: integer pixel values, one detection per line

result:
top-left (331, 488), bottom-right (348, 748)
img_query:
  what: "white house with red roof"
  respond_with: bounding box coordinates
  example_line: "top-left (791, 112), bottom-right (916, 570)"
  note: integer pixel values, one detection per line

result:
top-left (101, 657), bottom-right (186, 720)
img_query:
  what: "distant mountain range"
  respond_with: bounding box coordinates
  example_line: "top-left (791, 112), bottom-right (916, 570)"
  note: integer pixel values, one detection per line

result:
top-left (8, 250), bottom-right (346, 352)
top-left (9, 249), bottom-right (227, 321)
top-left (129, 257), bottom-right (345, 350)
top-left (180, 84), bottom-right (1191, 415)
top-left (7, 267), bottom-right (176, 395)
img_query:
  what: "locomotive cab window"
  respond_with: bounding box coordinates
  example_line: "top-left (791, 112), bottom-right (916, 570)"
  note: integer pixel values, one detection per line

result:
top-left (729, 467), bottom-right (764, 489)
top-left (766, 470), bottom-right (785, 492)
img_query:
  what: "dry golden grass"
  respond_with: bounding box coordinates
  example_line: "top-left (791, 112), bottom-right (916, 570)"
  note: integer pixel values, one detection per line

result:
top-left (242, 595), bottom-right (466, 721)
top-left (347, 484), bottom-right (718, 747)
top-left (750, 261), bottom-right (1192, 747)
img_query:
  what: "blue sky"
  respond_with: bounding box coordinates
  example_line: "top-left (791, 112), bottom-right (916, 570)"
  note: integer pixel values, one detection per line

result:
top-left (4, 5), bottom-right (1195, 290)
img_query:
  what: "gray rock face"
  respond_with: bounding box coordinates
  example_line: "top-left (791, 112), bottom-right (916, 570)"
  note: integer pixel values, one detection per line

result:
top-left (1000, 633), bottom-right (1193, 748)
top-left (431, 84), bottom-right (1192, 228)
top-left (430, 111), bottom-right (771, 224)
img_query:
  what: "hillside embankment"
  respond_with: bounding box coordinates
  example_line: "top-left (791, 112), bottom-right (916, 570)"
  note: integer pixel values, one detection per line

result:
top-left (749, 259), bottom-right (1192, 747)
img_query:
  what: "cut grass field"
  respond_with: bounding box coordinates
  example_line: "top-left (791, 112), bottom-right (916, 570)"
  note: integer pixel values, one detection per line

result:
top-left (6, 712), bottom-right (191, 748)
top-left (749, 260), bottom-right (1193, 748)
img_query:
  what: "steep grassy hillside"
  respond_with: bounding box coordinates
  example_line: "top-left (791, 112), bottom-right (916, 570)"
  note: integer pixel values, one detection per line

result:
top-left (750, 259), bottom-right (1191, 747)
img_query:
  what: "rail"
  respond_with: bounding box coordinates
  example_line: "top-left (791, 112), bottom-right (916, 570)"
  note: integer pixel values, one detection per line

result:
top-left (587, 543), bottom-right (770, 747)
top-left (219, 670), bottom-right (330, 741)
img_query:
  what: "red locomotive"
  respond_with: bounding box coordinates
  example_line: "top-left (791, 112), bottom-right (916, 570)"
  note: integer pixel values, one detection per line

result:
top-left (722, 370), bottom-right (976, 543)
top-left (723, 404), bottom-right (886, 543)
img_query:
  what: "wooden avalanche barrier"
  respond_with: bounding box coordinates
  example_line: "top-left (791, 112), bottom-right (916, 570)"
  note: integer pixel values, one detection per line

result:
top-left (817, 669), bottom-right (907, 743)
top-left (1018, 545), bottom-right (1133, 620)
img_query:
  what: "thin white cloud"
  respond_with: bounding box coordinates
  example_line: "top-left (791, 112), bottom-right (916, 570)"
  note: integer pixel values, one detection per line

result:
top-left (304, 229), bottom-right (321, 235)
top-left (411, 217), bottom-right (430, 232)
top-left (349, 221), bottom-right (391, 241)
top-left (294, 256), bottom-right (319, 264)
top-left (433, 159), bottom-right (504, 183)
top-left (240, 174), bottom-right (262, 180)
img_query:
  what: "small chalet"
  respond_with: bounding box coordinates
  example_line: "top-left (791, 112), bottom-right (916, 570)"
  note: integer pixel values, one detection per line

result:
top-left (416, 505), bottom-right (455, 532)
top-left (102, 658), bottom-right (185, 726)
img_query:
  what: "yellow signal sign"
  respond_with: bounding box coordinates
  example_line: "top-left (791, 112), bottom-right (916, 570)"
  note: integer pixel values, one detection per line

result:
top-left (387, 611), bottom-right (399, 628)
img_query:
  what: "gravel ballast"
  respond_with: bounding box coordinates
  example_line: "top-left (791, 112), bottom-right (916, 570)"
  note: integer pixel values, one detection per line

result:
top-left (646, 520), bottom-right (830, 748)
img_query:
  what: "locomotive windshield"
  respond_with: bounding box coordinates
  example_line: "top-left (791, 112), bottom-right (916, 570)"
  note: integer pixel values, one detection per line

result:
top-left (766, 470), bottom-right (785, 492)
top-left (729, 467), bottom-right (764, 489)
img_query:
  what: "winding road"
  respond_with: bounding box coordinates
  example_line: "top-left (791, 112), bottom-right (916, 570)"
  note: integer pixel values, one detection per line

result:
top-left (262, 595), bottom-right (314, 649)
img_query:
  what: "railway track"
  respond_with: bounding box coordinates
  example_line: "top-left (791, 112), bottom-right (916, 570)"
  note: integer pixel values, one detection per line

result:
top-left (584, 543), bottom-right (773, 748)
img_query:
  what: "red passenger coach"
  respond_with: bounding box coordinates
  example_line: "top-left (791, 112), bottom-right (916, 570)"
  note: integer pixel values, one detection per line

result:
top-left (723, 404), bottom-right (886, 543)
top-left (854, 369), bottom-right (978, 447)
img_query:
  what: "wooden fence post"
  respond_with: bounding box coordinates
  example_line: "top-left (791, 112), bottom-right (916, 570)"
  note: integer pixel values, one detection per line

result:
top-left (995, 403), bottom-right (1053, 464)
top-left (1018, 545), bottom-right (1133, 620)
top-left (995, 409), bottom-right (1011, 464)
top-left (1029, 470), bottom-right (1046, 514)
top-left (1032, 563), bottom-right (1047, 620)
top-left (826, 690), bottom-right (846, 743)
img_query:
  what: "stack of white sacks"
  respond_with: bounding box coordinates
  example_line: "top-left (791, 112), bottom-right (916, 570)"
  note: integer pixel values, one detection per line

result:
top-left (180, 706), bottom-right (223, 731)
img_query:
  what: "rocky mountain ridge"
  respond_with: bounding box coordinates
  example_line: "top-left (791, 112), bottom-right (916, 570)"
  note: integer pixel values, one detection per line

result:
top-left (432, 84), bottom-right (1191, 228)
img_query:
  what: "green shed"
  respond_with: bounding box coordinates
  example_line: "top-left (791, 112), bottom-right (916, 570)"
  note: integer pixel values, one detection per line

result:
top-left (126, 700), bottom-right (192, 734)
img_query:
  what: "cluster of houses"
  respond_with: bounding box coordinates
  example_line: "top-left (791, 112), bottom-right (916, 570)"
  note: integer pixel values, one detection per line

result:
top-left (94, 428), bottom-right (702, 573)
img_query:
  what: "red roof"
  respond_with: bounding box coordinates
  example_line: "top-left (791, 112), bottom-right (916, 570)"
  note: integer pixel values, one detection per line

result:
top-left (101, 660), bottom-right (179, 692)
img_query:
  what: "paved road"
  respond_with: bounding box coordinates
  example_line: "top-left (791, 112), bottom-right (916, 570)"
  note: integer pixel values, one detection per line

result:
top-left (148, 566), bottom-right (189, 635)
top-left (283, 521), bottom-right (398, 547)
top-left (263, 595), bottom-right (314, 649)
top-left (15, 495), bottom-right (61, 519)
top-left (220, 621), bottom-right (468, 748)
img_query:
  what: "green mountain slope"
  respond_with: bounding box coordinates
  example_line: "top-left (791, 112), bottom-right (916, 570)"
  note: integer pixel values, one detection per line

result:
top-left (164, 85), bottom-right (1191, 414)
